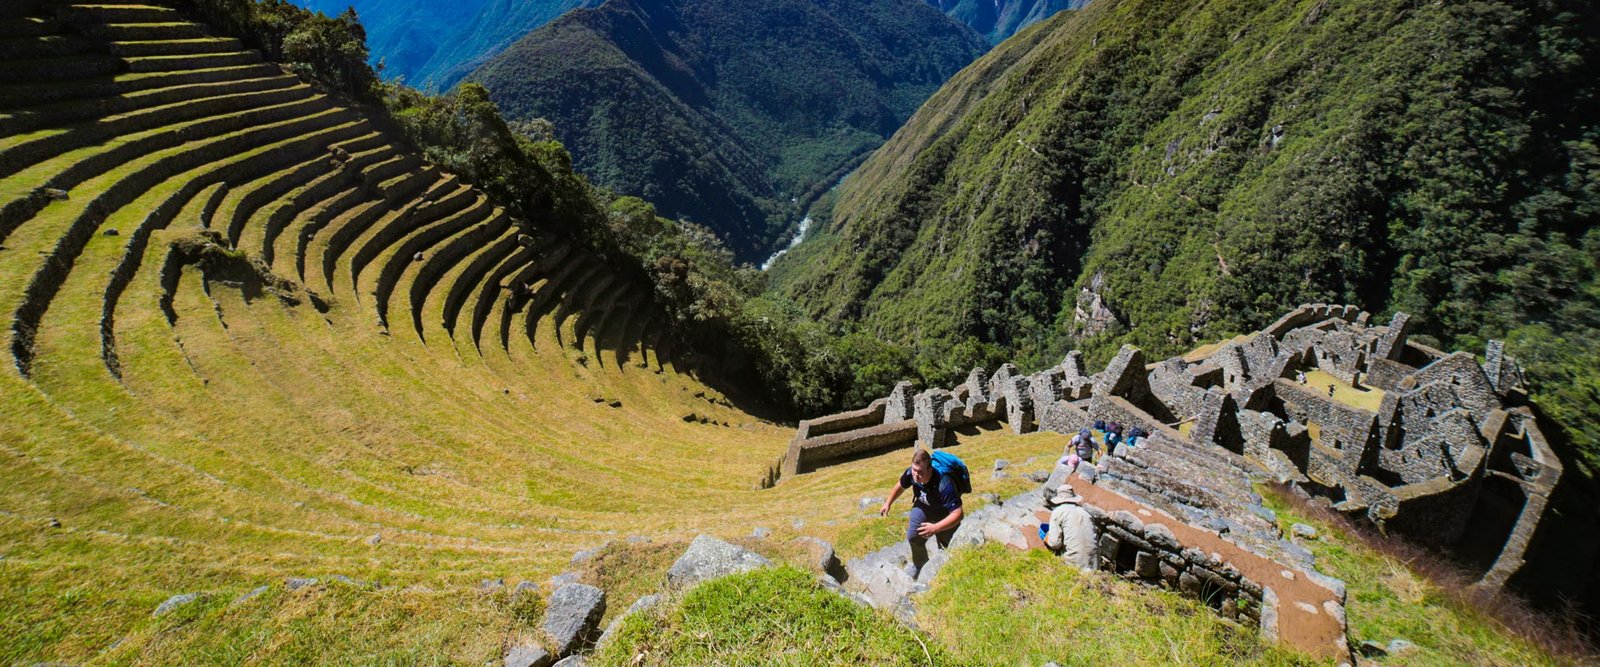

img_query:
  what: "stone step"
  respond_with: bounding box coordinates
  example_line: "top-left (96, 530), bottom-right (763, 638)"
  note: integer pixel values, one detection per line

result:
top-left (99, 118), bottom-right (370, 376)
top-left (616, 295), bottom-right (656, 367)
top-left (500, 252), bottom-right (566, 351)
top-left (0, 81), bottom-right (311, 180)
top-left (329, 172), bottom-right (457, 298)
top-left (370, 193), bottom-right (494, 330)
top-left (218, 146), bottom-right (346, 246)
top-left (594, 290), bottom-right (647, 367)
top-left (518, 246), bottom-right (585, 347)
top-left (552, 265), bottom-right (615, 349)
top-left (62, 4), bottom-right (182, 24)
top-left (347, 180), bottom-right (474, 295)
top-left (92, 22), bottom-right (207, 41)
top-left (9, 105), bottom-right (355, 375)
top-left (309, 166), bottom-right (436, 292)
top-left (463, 243), bottom-right (540, 348)
top-left (290, 185), bottom-right (369, 282)
top-left (435, 227), bottom-right (520, 338)
top-left (0, 34), bottom-right (95, 59)
top-left (124, 50), bottom-right (258, 73)
top-left (0, 17), bottom-right (60, 39)
top-left (0, 62), bottom-right (279, 109)
top-left (574, 280), bottom-right (632, 355)
top-left (1, 91), bottom-right (329, 251)
top-left (252, 134), bottom-right (390, 263)
top-left (0, 71), bottom-right (297, 139)
top-left (109, 37), bottom-right (239, 57)
top-left (0, 54), bottom-right (120, 84)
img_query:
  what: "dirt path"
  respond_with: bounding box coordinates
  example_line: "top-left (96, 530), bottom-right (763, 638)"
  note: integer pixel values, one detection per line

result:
top-left (1017, 475), bottom-right (1347, 661)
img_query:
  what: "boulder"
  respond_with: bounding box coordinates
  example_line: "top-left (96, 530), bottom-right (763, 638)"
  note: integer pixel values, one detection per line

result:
top-left (1145, 524), bottom-right (1180, 551)
top-left (665, 534), bottom-right (772, 588)
top-left (504, 643), bottom-right (552, 667)
top-left (543, 583), bottom-right (605, 656)
top-left (792, 536), bottom-right (845, 581)
top-left (285, 577), bottom-right (318, 591)
top-left (552, 657), bottom-right (587, 667)
top-left (1291, 523), bottom-right (1319, 539)
top-left (843, 541), bottom-right (947, 624)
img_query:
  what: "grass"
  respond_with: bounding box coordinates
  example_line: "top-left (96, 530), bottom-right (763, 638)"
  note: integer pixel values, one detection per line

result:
top-left (595, 566), bottom-right (950, 666)
top-left (920, 545), bottom-right (1316, 667)
top-left (595, 546), bottom-right (1315, 667)
top-left (1299, 369), bottom-right (1385, 413)
top-left (1258, 486), bottom-right (1592, 665)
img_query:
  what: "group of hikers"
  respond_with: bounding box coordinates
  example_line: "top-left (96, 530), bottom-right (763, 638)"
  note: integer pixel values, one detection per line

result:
top-left (1063, 420), bottom-right (1146, 468)
top-left (879, 424), bottom-right (1123, 577)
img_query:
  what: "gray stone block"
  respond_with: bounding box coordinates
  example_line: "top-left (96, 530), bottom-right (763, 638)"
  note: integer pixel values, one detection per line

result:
top-left (1134, 551), bottom-right (1160, 578)
top-left (543, 583), bottom-right (605, 656)
top-left (504, 644), bottom-right (552, 667)
top-left (665, 534), bottom-right (772, 588)
top-left (1144, 523), bottom-right (1179, 551)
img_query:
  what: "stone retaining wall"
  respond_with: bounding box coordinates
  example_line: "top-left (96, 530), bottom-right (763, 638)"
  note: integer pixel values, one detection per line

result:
top-left (1083, 504), bottom-right (1267, 629)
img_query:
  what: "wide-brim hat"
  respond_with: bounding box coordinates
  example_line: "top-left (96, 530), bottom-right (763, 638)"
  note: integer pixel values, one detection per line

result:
top-left (1047, 483), bottom-right (1084, 506)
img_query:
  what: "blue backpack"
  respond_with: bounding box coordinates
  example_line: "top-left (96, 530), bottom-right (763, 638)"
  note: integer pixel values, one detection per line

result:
top-left (929, 451), bottom-right (972, 495)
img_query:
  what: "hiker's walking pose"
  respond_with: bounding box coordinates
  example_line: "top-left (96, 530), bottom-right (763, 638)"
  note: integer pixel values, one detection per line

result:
top-left (880, 448), bottom-right (967, 578)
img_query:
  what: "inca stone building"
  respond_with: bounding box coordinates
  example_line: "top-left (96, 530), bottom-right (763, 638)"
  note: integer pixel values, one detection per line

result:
top-left (783, 305), bottom-right (1560, 589)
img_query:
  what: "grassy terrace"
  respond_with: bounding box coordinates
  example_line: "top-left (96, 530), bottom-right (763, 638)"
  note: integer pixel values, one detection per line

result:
top-left (0, 2), bottom-right (1588, 664)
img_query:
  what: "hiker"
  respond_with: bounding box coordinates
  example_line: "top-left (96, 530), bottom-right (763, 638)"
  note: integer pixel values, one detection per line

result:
top-left (879, 448), bottom-right (965, 579)
top-left (1104, 421), bottom-right (1125, 453)
top-left (1329, 384), bottom-right (1337, 397)
top-left (1125, 426), bottom-right (1147, 448)
top-left (1296, 370), bottom-right (1307, 384)
top-left (1069, 427), bottom-right (1098, 462)
top-left (1043, 483), bottom-right (1097, 571)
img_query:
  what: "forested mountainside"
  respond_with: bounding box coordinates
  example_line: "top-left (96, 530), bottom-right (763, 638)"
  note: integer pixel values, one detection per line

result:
top-left (294, 0), bottom-right (601, 90)
top-left (771, 0), bottom-right (1600, 469)
top-left (925, 0), bottom-right (1086, 43)
top-left (466, 0), bottom-right (989, 262)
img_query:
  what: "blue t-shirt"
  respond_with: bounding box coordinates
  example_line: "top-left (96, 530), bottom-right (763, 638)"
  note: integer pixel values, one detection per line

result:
top-left (900, 468), bottom-right (962, 514)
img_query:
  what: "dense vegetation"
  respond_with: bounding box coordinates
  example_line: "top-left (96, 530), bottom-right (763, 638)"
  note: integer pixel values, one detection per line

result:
top-left (465, 0), bottom-right (989, 262)
top-left (773, 0), bottom-right (1600, 472)
top-left (292, 0), bottom-right (602, 91)
top-left (924, 0), bottom-right (1086, 43)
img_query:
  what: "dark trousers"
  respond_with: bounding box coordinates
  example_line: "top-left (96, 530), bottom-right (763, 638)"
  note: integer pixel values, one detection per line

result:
top-left (907, 506), bottom-right (958, 573)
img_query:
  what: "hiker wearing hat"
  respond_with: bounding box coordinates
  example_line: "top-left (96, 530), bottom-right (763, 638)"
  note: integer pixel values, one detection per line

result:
top-left (879, 448), bottom-right (965, 579)
top-left (1044, 483), bottom-right (1098, 572)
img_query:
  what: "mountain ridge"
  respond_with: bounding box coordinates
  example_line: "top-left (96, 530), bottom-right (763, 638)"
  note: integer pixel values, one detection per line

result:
top-left (466, 0), bottom-right (989, 261)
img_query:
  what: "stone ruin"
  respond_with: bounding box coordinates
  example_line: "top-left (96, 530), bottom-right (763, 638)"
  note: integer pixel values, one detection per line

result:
top-left (782, 304), bottom-right (1562, 592)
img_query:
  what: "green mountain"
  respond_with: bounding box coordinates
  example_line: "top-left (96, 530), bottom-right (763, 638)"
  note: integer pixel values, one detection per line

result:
top-left (465, 0), bottom-right (989, 262)
top-left (772, 0), bottom-right (1600, 459)
top-left (925, 0), bottom-right (1085, 43)
top-left (294, 0), bottom-right (601, 90)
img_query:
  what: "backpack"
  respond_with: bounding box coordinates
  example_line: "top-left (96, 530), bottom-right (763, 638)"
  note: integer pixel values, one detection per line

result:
top-left (929, 451), bottom-right (972, 495)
